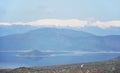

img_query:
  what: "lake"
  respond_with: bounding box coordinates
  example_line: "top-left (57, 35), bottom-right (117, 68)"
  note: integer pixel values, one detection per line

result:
top-left (0, 50), bottom-right (120, 68)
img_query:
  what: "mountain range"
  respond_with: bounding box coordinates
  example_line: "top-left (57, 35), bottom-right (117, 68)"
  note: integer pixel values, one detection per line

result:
top-left (0, 27), bottom-right (120, 51)
top-left (0, 25), bottom-right (120, 36)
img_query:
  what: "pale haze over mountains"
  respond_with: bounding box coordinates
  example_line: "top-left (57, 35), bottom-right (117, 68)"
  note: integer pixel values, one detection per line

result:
top-left (0, 0), bottom-right (120, 36)
top-left (0, 25), bottom-right (120, 36)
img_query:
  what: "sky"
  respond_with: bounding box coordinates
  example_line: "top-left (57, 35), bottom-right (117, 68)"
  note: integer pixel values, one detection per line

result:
top-left (0, 0), bottom-right (120, 28)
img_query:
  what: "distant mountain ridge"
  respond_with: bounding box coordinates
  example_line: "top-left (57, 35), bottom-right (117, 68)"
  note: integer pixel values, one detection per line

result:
top-left (0, 27), bottom-right (120, 51)
top-left (0, 25), bottom-right (120, 36)
top-left (0, 25), bottom-right (38, 36)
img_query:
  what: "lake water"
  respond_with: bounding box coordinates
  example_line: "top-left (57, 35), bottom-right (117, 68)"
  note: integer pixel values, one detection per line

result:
top-left (0, 50), bottom-right (120, 68)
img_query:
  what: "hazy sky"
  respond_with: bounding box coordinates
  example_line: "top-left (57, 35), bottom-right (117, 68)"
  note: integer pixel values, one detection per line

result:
top-left (0, 0), bottom-right (120, 22)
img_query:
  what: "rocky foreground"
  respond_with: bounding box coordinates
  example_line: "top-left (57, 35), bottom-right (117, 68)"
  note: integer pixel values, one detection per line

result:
top-left (0, 56), bottom-right (120, 73)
